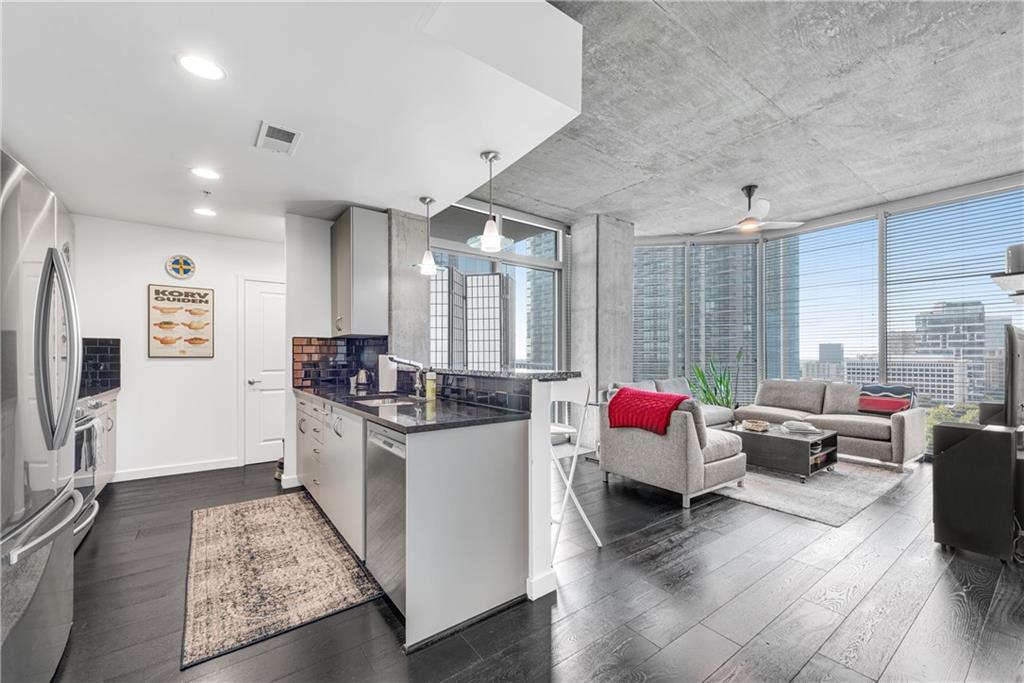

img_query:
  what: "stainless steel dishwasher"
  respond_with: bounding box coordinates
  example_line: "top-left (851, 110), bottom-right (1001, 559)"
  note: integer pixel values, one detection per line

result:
top-left (365, 424), bottom-right (406, 615)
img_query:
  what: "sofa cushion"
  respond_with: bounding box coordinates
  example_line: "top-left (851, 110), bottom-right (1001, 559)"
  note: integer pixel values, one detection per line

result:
top-left (823, 382), bottom-right (861, 415)
top-left (608, 380), bottom-right (656, 399)
top-left (703, 428), bottom-right (743, 464)
top-left (734, 405), bottom-right (812, 423)
top-left (655, 376), bottom-right (692, 395)
top-left (677, 399), bottom-right (708, 449)
top-left (754, 379), bottom-right (827, 414)
top-left (806, 413), bottom-right (892, 441)
top-left (701, 404), bottom-right (734, 427)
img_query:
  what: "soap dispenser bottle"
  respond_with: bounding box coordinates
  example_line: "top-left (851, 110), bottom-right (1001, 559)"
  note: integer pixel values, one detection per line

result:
top-left (425, 371), bottom-right (437, 401)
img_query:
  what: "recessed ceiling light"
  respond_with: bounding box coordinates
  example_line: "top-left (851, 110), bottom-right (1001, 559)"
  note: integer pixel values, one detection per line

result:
top-left (177, 54), bottom-right (226, 80)
top-left (193, 207), bottom-right (216, 217)
top-left (190, 167), bottom-right (221, 180)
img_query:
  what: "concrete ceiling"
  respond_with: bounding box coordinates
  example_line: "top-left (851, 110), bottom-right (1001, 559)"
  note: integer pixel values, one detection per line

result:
top-left (472, 1), bottom-right (1024, 236)
top-left (1, 2), bottom-right (580, 242)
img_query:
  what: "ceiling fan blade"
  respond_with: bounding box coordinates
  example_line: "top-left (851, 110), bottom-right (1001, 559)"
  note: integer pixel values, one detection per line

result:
top-left (759, 221), bottom-right (804, 230)
top-left (697, 224), bottom-right (741, 236)
top-left (751, 198), bottom-right (771, 220)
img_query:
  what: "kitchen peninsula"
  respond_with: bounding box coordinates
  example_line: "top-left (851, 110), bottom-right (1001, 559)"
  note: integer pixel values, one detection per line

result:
top-left (294, 380), bottom-right (530, 650)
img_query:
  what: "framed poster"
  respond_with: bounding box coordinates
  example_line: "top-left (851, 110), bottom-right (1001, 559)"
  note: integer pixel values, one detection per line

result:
top-left (149, 284), bottom-right (214, 358)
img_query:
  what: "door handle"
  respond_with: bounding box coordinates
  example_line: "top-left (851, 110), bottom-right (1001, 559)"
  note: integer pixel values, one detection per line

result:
top-left (10, 488), bottom-right (84, 565)
top-left (33, 248), bottom-right (59, 450)
top-left (332, 417), bottom-right (344, 438)
top-left (33, 246), bottom-right (81, 450)
top-left (248, 379), bottom-right (263, 385)
top-left (53, 246), bottom-right (83, 449)
top-left (73, 500), bottom-right (100, 536)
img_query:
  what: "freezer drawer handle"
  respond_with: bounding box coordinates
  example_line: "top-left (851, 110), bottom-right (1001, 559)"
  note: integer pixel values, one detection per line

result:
top-left (72, 500), bottom-right (100, 536)
top-left (10, 489), bottom-right (84, 565)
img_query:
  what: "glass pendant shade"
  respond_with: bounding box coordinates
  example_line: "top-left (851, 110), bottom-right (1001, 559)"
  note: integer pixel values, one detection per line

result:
top-left (417, 249), bottom-right (437, 276)
top-left (480, 217), bottom-right (502, 252)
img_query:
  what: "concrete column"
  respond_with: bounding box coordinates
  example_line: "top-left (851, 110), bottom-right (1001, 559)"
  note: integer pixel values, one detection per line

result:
top-left (569, 214), bottom-right (634, 446)
top-left (388, 209), bottom-right (430, 364)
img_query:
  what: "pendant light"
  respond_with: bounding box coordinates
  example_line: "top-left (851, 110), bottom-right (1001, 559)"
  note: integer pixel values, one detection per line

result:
top-left (414, 196), bottom-right (437, 276)
top-left (468, 150), bottom-right (512, 253)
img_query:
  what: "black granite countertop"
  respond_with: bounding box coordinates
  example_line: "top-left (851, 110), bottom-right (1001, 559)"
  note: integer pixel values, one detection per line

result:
top-left (295, 387), bottom-right (529, 434)
top-left (427, 368), bottom-right (582, 382)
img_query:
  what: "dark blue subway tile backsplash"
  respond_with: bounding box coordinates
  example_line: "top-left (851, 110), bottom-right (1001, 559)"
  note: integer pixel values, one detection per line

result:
top-left (81, 337), bottom-right (121, 398)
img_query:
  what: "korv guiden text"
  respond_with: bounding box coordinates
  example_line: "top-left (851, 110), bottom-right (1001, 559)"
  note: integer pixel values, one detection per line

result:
top-left (152, 288), bottom-right (210, 304)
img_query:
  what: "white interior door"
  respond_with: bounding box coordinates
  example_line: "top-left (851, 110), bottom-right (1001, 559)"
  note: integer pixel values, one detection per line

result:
top-left (243, 279), bottom-right (286, 465)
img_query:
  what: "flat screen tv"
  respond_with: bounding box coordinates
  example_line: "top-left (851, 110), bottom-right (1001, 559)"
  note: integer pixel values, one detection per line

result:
top-left (1005, 324), bottom-right (1024, 429)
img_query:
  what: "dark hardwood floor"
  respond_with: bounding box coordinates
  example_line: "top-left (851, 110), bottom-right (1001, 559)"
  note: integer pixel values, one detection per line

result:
top-left (56, 458), bottom-right (1023, 682)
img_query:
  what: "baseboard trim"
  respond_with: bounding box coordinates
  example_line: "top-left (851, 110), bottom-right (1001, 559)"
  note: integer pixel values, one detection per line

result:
top-left (111, 457), bottom-right (239, 483)
top-left (526, 569), bottom-right (558, 600)
top-left (280, 474), bottom-right (301, 489)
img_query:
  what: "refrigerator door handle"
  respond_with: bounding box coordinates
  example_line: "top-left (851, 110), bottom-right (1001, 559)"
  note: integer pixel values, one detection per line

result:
top-left (51, 246), bottom-right (82, 449)
top-left (33, 248), bottom-right (60, 450)
top-left (72, 500), bottom-right (100, 536)
top-left (9, 488), bottom-right (83, 565)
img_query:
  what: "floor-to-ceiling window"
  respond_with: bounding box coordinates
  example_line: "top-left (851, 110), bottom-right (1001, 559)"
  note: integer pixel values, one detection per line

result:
top-left (763, 219), bottom-right (879, 383)
top-left (631, 184), bottom-right (1022, 422)
top-left (886, 188), bottom-right (1024, 436)
top-left (633, 245), bottom-right (685, 380)
top-left (428, 203), bottom-right (563, 372)
top-left (688, 243), bottom-right (759, 404)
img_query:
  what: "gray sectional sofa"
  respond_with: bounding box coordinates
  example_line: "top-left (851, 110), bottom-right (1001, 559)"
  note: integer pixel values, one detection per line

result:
top-left (734, 380), bottom-right (927, 471)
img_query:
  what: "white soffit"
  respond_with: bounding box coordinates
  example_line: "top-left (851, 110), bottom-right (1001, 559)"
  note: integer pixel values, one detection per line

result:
top-left (1, 2), bottom-right (582, 242)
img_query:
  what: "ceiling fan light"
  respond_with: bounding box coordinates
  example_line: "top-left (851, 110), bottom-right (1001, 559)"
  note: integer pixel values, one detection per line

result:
top-left (738, 216), bottom-right (761, 231)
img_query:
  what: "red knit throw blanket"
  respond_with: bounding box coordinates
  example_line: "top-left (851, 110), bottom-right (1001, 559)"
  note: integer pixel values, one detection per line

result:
top-left (608, 387), bottom-right (689, 435)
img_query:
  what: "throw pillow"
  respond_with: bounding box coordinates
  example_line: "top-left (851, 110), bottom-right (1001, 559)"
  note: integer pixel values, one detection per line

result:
top-left (858, 383), bottom-right (915, 415)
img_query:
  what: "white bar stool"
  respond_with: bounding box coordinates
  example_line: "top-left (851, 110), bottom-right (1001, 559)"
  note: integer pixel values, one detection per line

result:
top-left (550, 378), bottom-right (602, 553)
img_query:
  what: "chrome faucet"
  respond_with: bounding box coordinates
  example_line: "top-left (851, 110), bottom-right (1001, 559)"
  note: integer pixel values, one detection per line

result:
top-left (387, 355), bottom-right (426, 398)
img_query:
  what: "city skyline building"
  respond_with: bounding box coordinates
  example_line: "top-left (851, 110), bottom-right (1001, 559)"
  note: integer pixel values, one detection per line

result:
top-left (633, 245), bottom-right (686, 380)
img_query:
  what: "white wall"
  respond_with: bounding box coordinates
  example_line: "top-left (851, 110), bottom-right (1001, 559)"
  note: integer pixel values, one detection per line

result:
top-left (282, 213), bottom-right (332, 487)
top-left (73, 214), bottom-right (285, 481)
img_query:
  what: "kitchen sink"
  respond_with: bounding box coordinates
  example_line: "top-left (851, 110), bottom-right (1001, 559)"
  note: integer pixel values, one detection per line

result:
top-left (356, 397), bottom-right (419, 407)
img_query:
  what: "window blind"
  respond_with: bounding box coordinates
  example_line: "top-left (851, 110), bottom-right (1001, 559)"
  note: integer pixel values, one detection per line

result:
top-left (886, 188), bottom-right (1024, 419)
top-left (688, 242), bottom-right (758, 403)
top-left (763, 219), bottom-right (879, 383)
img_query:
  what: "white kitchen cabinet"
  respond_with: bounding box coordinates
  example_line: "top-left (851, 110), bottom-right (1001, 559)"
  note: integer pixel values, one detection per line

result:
top-left (322, 408), bottom-right (365, 559)
top-left (94, 398), bottom-right (118, 494)
top-left (296, 404), bottom-right (321, 493)
top-left (330, 206), bottom-right (388, 336)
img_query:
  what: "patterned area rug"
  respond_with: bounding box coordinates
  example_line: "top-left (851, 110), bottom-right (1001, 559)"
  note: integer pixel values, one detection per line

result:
top-left (714, 459), bottom-right (912, 527)
top-left (181, 491), bottom-right (380, 668)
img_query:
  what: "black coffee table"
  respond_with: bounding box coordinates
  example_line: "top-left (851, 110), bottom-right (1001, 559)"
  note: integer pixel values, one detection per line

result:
top-left (722, 424), bottom-right (838, 483)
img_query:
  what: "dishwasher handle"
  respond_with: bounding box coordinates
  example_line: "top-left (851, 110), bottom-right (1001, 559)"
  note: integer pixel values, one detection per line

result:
top-left (368, 432), bottom-right (406, 459)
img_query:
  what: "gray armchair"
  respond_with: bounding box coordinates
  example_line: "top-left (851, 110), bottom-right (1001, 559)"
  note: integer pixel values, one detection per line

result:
top-left (599, 399), bottom-right (746, 508)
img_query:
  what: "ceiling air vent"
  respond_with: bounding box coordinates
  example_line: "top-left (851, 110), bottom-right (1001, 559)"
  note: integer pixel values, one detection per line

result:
top-left (255, 121), bottom-right (302, 156)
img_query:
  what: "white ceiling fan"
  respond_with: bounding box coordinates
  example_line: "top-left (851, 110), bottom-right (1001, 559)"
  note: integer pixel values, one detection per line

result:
top-left (699, 185), bottom-right (804, 236)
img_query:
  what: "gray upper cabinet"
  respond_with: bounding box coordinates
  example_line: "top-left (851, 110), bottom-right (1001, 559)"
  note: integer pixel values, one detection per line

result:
top-left (331, 207), bottom-right (388, 336)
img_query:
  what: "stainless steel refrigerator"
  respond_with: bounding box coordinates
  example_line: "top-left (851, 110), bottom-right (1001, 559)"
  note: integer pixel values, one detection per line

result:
top-left (1, 150), bottom-right (84, 682)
